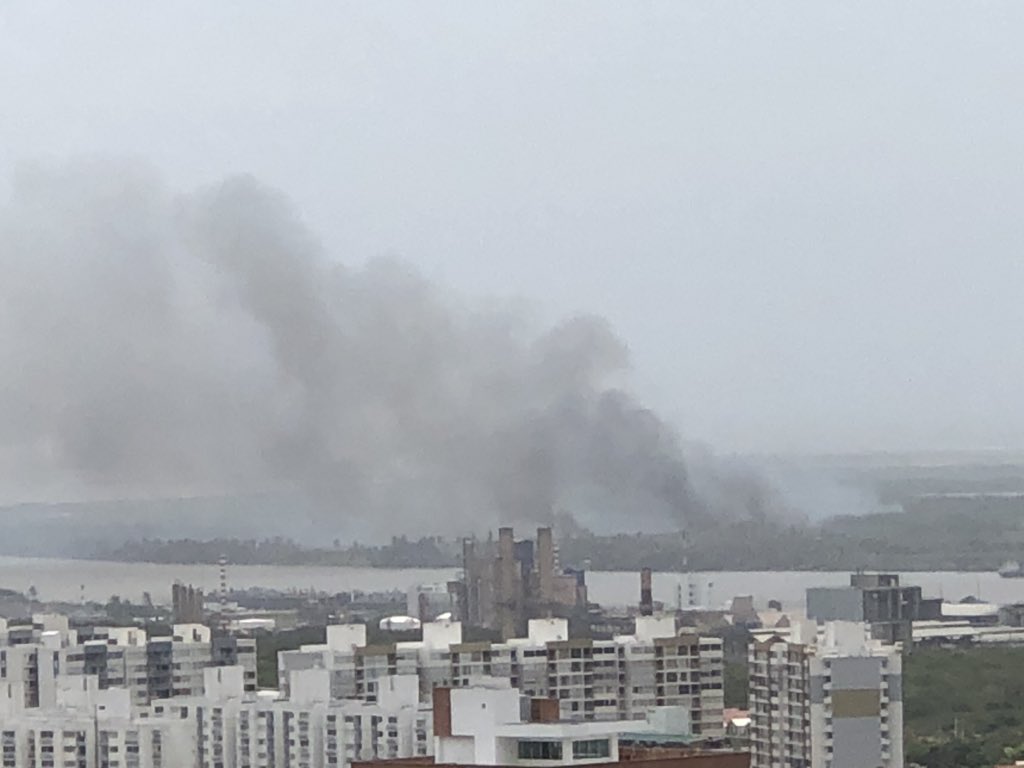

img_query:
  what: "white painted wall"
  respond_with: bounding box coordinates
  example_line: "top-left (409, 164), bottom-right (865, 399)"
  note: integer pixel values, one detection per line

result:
top-left (205, 665), bottom-right (245, 700)
top-left (376, 674), bottom-right (420, 708)
top-left (289, 668), bottom-right (331, 704)
top-left (436, 735), bottom-right (477, 765)
top-left (527, 618), bottom-right (568, 643)
top-left (173, 623), bottom-right (211, 643)
top-left (327, 623), bottom-right (367, 651)
top-left (632, 615), bottom-right (676, 642)
top-left (423, 620), bottom-right (463, 649)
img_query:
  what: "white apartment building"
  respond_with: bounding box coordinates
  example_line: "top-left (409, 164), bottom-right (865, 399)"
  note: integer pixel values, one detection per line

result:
top-left (279, 617), bottom-right (724, 737)
top-left (0, 621), bottom-right (256, 709)
top-left (234, 673), bottom-right (431, 768)
top-left (748, 621), bottom-right (903, 768)
top-left (433, 681), bottom-right (693, 767)
top-left (0, 665), bottom-right (431, 768)
top-left (279, 621), bottom-right (460, 705)
top-left (0, 675), bottom-right (196, 768)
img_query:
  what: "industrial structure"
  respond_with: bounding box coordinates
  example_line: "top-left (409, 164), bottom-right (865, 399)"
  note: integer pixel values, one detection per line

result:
top-left (451, 527), bottom-right (588, 639)
top-left (639, 568), bottom-right (654, 617)
top-left (172, 582), bottom-right (206, 624)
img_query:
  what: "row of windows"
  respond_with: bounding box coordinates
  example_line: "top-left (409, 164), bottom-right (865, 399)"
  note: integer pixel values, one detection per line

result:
top-left (572, 739), bottom-right (611, 759)
top-left (516, 739), bottom-right (611, 761)
top-left (517, 740), bottom-right (562, 760)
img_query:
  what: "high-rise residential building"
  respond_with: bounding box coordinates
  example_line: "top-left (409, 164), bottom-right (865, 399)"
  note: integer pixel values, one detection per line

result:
top-left (748, 621), bottom-right (903, 768)
top-left (279, 616), bottom-right (725, 738)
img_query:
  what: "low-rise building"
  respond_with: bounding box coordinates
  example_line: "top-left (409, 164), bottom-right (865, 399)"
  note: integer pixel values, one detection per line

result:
top-left (354, 682), bottom-right (746, 768)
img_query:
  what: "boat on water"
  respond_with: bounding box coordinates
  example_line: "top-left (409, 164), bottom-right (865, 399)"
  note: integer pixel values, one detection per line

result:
top-left (999, 560), bottom-right (1024, 578)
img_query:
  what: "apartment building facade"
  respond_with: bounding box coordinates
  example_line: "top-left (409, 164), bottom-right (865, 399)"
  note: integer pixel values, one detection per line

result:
top-left (748, 621), bottom-right (903, 768)
top-left (0, 621), bottom-right (257, 710)
top-left (279, 617), bottom-right (724, 738)
top-left (0, 665), bottom-right (431, 768)
top-left (0, 674), bottom-right (196, 768)
top-left (361, 682), bottom-right (748, 768)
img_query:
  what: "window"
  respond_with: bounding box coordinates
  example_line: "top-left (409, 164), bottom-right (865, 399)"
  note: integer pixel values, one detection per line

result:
top-left (517, 741), bottom-right (563, 760)
top-left (572, 740), bottom-right (610, 760)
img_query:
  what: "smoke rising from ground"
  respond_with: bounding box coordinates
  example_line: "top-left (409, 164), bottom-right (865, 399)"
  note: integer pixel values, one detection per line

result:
top-left (0, 160), bottom-right (769, 537)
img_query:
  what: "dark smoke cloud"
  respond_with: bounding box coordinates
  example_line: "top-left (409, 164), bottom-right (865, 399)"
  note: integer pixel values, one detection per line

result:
top-left (0, 159), bottom-right (765, 537)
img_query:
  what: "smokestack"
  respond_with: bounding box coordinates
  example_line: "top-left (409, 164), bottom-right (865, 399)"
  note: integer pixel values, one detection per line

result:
top-left (536, 527), bottom-right (555, 604)
top-left (497, 527), bottom-right (518, 639)
top-left (640, 567), bottom-right (653, 616)
top-left (460, 537), bottom-right (476, 624)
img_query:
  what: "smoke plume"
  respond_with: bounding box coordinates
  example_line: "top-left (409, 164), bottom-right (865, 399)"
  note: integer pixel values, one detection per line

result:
top-left (0, 159), bottom-right (762, 537)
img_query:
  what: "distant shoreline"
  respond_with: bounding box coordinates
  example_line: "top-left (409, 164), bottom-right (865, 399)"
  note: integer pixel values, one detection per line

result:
top-left (0, 556), bottom-right (1010, 608)
top-left (60, 553), bottom-right (1000, 574)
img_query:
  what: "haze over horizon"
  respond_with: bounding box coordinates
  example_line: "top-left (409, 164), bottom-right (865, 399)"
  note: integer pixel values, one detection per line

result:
top-left (2, 3), bottom-right (1023, 483)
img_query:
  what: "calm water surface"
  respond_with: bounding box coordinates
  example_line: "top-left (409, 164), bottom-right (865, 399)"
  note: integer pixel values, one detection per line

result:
top-left (1, 556), bottom-right (1022, 610)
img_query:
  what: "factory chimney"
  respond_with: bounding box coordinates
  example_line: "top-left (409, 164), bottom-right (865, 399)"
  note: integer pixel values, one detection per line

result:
top-left (640, 567), bottom-right (654, 616)
top-left (536, 527), bottom-right (555, 604)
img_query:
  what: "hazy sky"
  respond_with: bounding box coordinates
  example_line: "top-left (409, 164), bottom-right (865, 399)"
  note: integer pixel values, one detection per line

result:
top-left (2, 1), bottom-right (1023, 455)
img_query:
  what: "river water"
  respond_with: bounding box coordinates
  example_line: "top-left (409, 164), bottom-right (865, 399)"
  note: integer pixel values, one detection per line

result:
top-left (3, 556), bottom-right (1024, 610)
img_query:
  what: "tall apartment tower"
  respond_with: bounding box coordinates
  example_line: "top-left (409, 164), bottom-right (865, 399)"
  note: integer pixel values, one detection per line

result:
top-left (748, 621), bottom-right (903, 768)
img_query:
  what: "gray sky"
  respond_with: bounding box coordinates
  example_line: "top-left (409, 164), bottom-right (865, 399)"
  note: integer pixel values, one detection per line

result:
top-left (2, 1), bottom-right (1024, 456)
